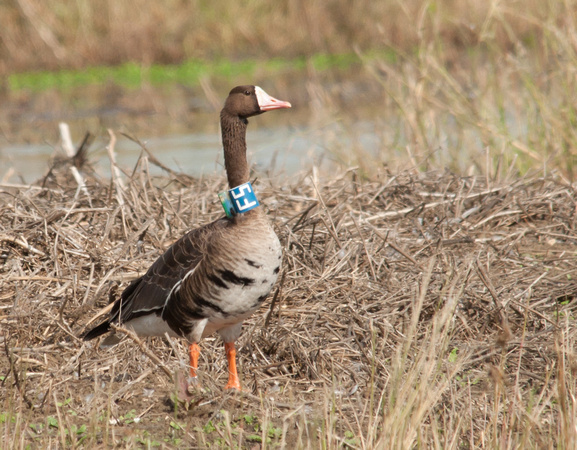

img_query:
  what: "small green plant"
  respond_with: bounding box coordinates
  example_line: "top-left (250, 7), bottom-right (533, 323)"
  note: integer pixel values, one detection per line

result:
top-left (247, 434), bottom-right (263, 443)
top-left (169, 420), bottom-right (184, 431)
top-left (267, 425), bottom-right (282, 441)
top-left (448, 347), bottom-right (458, 363)
top-left (203, 420), bottom-right (216, 434)
top-left (46, 416), bottom-right (59, 429)
top-left (0, 412), bottom-right (15, 424)
top-left (344, 430), bottom-right (359, 447)
top-left (29, 423), bottom-right (43, 433)
top-left (120, 409), bottom-right (137, 424)
top-left (242, 414), bottom-right (256, 426)
top-left (56, 397), bottom-right (72, 408)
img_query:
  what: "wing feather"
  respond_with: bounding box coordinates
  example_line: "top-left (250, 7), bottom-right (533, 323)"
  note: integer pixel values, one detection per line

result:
top-left (83, 217), bottom-right (228, 340)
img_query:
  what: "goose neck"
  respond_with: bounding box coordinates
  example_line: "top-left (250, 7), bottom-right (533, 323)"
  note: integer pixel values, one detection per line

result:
top-left (221, 112), bottom-right (250, 189)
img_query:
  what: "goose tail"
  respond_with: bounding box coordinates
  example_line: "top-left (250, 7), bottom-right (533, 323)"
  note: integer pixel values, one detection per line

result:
top-left (82, 321), bottom-right (111, 341)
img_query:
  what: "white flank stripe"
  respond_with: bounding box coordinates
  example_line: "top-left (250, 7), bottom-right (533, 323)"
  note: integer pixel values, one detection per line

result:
top-left (163, 267), bottom-right (196, 309)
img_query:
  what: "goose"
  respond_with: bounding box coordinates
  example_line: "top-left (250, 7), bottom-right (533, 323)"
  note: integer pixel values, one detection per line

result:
top-left (83, 85), bottom-right (291, 391)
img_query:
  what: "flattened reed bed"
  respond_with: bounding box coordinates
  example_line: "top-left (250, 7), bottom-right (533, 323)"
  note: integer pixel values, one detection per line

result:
top-left (1, 153), bottom-right (577, 446)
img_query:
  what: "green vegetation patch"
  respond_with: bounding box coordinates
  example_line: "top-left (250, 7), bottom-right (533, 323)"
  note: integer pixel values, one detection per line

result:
top-left (7, 52), bottom-right (374, 93)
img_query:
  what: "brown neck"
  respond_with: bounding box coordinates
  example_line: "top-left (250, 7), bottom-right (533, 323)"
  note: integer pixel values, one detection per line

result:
top-left (220, 110), bottom-right (250, 189)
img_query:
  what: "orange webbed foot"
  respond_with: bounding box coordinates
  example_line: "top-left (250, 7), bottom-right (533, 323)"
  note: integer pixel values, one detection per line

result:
top-left (224, 342), bottom-right (242, 391)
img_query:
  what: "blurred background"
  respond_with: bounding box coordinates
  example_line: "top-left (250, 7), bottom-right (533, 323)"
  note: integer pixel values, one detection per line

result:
top-left (1, 0), bottom-right (576, 181)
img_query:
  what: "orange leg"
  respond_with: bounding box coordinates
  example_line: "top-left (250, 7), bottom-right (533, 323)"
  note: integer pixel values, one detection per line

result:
top-left (224, 342), bottom-right (241, 391)
top-left (189, 342), bottom-right (200, 380)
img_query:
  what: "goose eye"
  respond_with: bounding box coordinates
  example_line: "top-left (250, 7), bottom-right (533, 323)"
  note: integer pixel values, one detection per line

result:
top-left (244, 90), bottom-right (251, 96)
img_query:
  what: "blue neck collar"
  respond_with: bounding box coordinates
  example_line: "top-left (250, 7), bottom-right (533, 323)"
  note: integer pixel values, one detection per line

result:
top-left (218, 181), bottom-right (260, 218)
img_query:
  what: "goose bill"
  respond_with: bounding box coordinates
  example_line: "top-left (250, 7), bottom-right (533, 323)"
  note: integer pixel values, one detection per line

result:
top-left (255, 86), bottom-right (292, 111)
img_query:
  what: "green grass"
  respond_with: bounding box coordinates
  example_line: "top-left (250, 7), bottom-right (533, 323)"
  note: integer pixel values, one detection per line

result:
top-left (6, 51), bottom-right (377, 93)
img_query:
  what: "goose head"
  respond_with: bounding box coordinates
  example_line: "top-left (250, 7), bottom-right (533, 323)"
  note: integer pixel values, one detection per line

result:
top-left (223, 85), bottom-right (291, 119)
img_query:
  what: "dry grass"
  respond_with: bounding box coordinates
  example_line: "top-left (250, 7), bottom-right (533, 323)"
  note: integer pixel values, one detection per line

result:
top-left (1, 130), bottom-right (577, 448)
top-left (0, 0), bottom-right (559, 74)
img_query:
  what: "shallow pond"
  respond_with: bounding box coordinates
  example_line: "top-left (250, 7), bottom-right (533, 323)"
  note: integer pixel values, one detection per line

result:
top-left (0, 116), bottom-right (390, 183)
top-left (0, 76), bottom-right (393, 183)
top-left (0, 69), bottom-right (511, 184)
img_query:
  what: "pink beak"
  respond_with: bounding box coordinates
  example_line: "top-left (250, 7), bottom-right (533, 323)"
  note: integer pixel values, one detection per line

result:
top-left (255, 86), bottom-right (292, 111)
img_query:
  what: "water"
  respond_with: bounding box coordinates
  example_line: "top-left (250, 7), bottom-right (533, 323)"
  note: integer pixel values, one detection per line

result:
top-left (0, 74), bottom-right (398, 183)
top-left (0, 76), bottom-right (519, 184)
top-left (0, 111), bottom-right (391, 184)
top-left (0, 129), bottom-right (316, 183)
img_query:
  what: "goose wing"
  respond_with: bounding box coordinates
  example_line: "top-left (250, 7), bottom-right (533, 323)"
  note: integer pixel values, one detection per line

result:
top-left (83, 217), bottom-right (227, 339)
